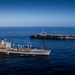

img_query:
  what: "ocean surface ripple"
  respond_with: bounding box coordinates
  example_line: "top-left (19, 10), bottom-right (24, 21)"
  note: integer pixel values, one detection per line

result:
top-left (0, 27), bottom-right (75, 75)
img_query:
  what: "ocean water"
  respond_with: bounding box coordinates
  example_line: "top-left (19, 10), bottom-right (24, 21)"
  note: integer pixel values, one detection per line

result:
top-left (0, 27), bottom-right (75, 75)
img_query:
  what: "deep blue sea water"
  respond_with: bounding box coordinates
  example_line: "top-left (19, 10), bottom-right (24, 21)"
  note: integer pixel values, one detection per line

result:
top-left (0, 27), bottom-right (75, 75)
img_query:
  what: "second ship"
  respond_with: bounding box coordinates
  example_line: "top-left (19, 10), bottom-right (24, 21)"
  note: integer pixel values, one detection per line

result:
top-left (30, 30), bottom-right (75, 40)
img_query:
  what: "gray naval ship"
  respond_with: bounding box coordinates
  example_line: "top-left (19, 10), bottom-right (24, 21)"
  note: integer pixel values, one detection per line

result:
top-left (30, 30), bottom-right (75, 40)
top-left (0, 39), bottom-right (51, 56)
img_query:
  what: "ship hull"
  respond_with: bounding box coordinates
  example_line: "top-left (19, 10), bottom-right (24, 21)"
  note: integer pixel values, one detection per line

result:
top-left (0, 49), bottom-right (51, 56)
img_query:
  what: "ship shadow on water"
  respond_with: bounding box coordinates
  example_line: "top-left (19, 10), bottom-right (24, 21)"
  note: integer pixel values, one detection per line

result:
top-left (0, 52), bottom-right (51, 64)
top-left (0, 52), bottom-right (51, 59)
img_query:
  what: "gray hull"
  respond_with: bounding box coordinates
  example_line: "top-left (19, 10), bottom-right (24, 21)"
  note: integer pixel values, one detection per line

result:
top-left (30, 34), bottom-right (75, 40)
